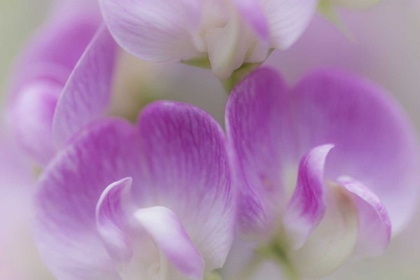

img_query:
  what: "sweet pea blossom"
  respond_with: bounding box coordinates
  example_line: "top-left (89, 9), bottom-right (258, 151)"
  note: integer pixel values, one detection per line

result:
top-left (34, 103), bottom-right (235, 279)
top-left (224, 67), bottom-right (419, 278)
top-left (99, 0), bottom-right (321, 79)
top-left (7, 1), bottom-right (117, 166)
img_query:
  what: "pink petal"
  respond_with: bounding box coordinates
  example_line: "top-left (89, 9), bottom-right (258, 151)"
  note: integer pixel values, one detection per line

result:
top-left (291, 68), bottom-right (420, 233)
top-left (291, 182), bottom-right (359, 277)
top-left (99, 0), bottom-right (201, 61)
top-left (338, 176), bottom-right (391, 258)
top-left (261, 0), bottom-right (319, 49)
top-left (134, 206), bottom-right (204, 279)
top-left (137, 101), bottom-right (235, 270)
top-left (232, 0), bottom-right (270, 40)
top-left (226, 68), bottom-right (293, 232)
top-left (35, 119), bottom-right (142, 279)
top-left (96, 178), bottom-right (134, 264)
top-left (53, 25), bottom-right (118, 147)
top-left (284, 144), bottom-right (333, 249)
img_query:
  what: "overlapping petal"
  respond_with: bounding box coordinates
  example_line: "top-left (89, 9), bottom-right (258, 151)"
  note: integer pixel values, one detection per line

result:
top-left (284, 144), bottom-right (333, 249)
top-left (137, 102), bottom-right (235, 271)
top-left (338, 176), bottom-right (391, 258)
top-left (291, 69), bottom-right (419, 233)
top-left (99, 0), bottom-right (201, 62)
top-left (7, 3), bottom-right (102, 165)
top-left (226, 66), bottom-right (419, 277)
top-left (53, 26), bottom-right (118, 147)
top-left (35, 102), bottom-right (234, 279)
top-left (35, 119), bottom-right (141, 279)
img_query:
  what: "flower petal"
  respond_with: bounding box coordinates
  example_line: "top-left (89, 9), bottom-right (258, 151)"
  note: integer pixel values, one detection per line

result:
top-left (291, 183), bottom-right (359, 278)
top-left (284, 144), bottom-right (333, 249)
top-left (96, 177), bottom-right (134, 264)
top-left (338, 176), bottom-right (391, 258)
top-left (99, 0), bottom-right (201, 61)
top-left (261, 0), bottom-right (319, 49)
top-left (134, 206), bottom-right (204, 279)
top-left (232, 0), bottom-right (270, 40)
top-left (53, 25), bottom-right (118, 147)
top-left (291, 69), bottom-right (420, 234)
top-left (11, 80), bottom-right (60, 165)
top-left (34, 119), bottom-right (142, 279)
top-left (137, 101), bottom-right (235, 271)
top-left (226, 68), bottom-right (292, 232)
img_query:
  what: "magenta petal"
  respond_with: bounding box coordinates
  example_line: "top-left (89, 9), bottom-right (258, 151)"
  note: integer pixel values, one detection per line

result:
top-left (284, 144), bottom-right (333, 249)
top-left (226, 68), bottom-right (292, 231)
top-left (137, 101), bottom-right (235, 270)
top-left (134, 207), bottom-right (204, 279)
top-left (53, 25), bottom-right (118, 147)
top-left (338, 176), bottom-right (391, 258)
top-left (35, 119), bottom-right (141, 279)
top-left (96, 178), bottom-right (134, 264)
top-left (291, 69), bottom-right (420, 233)
top-left (99, 0), bottom-right (201, 61)
top-left (232, 0), bottom-right (270, 40)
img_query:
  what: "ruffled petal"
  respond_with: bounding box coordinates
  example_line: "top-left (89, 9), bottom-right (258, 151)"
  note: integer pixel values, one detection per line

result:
top-left (134, 207), bottom-right (204, 279)
top-left (96, 178), bottom-right (134, 264)
top-left (260, 0), bottom-right (319, 49)
top-left (291, 69), bottom-right (420, 234)
top-left (226, 68), bottom-right (292, 232)
top-left (284, 144), bottom-right (333, 249)
top-left (53, 25), bottom-right (118, 147)
top-left (338, 176), bottom-right (391, 258)
top-left (137, 101), bottom-right (235, 271)
top-left (291, 183), bottom-right (359, 278)
top-left (99, 0), bottom-right (201, 61)
top-left (35, 119), bottom-right (142, 279)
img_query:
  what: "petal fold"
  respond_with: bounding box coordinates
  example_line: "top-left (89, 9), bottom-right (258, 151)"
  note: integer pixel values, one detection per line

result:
top-left (134, 206), bottom-right (204, 279)
top-left (338, 176), bottom-right (391, 258)
top-left (96, 177), bottom-right (134, 264)
top-left (284, 144), bottom-right (333, 249)
top-left (35, 119), bottom-right (141, 279)
top-left (53, 25), bottom-right (118, 147)
top-left (291, 183), bottom-right (359, 278)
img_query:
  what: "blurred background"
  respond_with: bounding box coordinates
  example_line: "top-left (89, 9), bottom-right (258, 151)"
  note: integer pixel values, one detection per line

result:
top-left (1, 0), bottom-right (420, 279)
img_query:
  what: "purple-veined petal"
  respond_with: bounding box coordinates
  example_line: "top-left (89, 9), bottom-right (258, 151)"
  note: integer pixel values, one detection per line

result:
top-left (53, 25), bottom-right (118, 147)
top-left (284, 144), bottom-right (333, 249)
top-left (291, 183), bottom-right (359, 277)
top-left (134, 206), bottom-right (204, 279)
top-left (96, 177), bottom-right (134, 265)
top-left (261, 0), bottom-right (319, 49)
top-left (232, 0), bottom-right (270, 41)
top-left (35, 119), bottom-right (142, 280)
top-left (99, 0), bottom-right (201, 62)
top-left (291, 68), bottom-right (420, 234)
top-left (226, 68), bottom-right (293, 233)
top-left (137, 101), bottom-right (235, 271)
top-left (338, 176), bottom-right (391, 258)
